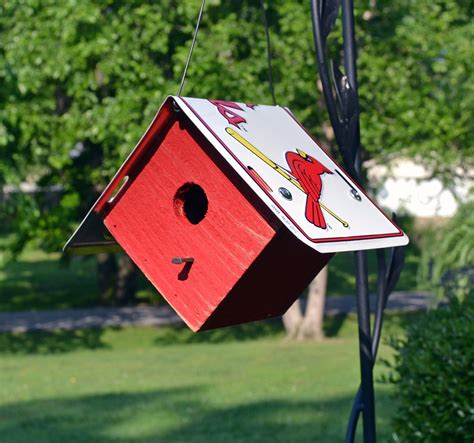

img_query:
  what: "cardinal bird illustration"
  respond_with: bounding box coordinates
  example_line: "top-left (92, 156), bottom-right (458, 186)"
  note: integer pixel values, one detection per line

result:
top-left (285, 149), bottom-right (332, 229)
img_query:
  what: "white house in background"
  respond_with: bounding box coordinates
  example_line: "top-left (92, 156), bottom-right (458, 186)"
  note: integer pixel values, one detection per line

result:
top-left (366, 158), bottom-right (472, 218)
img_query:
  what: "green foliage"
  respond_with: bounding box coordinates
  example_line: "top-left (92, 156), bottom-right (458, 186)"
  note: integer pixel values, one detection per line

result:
top-left (0, 0), bottom-right (472, 254)
top-left (418, 199), bottom-right (474, 298)
top-left (358, 0), bottom-right (474, 183)
top-left (385, 294), bottom-right (474, 442)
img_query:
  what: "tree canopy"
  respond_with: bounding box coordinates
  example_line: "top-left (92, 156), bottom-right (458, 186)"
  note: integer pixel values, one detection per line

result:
top-left (1, 0), bottom-right (472, 254)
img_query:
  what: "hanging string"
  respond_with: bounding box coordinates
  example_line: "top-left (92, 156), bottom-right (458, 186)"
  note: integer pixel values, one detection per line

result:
top-left (259, 0), bottom-right (277, 105)
top-left (178, 0), bottom-right (206, 96)
top-left (178, 0), bottom-right (277, 105)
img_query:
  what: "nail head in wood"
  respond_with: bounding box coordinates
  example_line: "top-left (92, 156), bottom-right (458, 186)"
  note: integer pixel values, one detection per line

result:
top-left (171, 257), bottom-right (194, 265)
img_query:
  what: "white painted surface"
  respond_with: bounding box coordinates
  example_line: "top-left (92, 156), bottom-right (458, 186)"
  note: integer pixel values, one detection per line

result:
top-left (176, 96), bottom-right (408, 252)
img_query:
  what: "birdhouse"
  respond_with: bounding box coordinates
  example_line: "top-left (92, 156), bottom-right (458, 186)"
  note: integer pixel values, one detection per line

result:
top-left (64, 97), bottom-right (408, 331)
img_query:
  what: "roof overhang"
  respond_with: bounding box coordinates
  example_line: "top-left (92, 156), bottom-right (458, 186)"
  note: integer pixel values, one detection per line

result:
top-left (64, 96), bottom-right (408, 255)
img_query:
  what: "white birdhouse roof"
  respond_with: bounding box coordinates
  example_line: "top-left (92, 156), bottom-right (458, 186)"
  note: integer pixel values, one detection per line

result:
top-left (65, 96), bottom-right (408, 254)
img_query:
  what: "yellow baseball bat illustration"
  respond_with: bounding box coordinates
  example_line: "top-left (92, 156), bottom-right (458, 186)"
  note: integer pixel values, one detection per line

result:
top-left (226, 127), bottom-right (349, 228)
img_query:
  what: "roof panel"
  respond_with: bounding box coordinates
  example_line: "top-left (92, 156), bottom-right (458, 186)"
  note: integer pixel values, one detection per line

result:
top-left (176, 96), bottom-right (408, 253)
top-left (64, 96), bottom-right (408, 255)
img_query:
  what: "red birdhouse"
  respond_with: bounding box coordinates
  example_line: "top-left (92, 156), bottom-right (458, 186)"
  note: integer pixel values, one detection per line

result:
top-left (65, 96), bottom-right (408, 332)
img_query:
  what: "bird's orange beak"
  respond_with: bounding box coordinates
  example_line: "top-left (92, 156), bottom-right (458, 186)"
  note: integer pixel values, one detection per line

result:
top-left (296, 149), bottom-right (308, 159)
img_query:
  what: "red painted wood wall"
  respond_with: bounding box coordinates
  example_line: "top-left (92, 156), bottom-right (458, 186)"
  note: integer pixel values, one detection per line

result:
top-left (103, 111), bottom-right (330, 331)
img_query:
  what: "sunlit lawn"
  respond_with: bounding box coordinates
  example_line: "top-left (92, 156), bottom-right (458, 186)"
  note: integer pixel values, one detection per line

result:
top-left (0, 233), bottom-right (417, 440)
top-left (0, 315), bottom-right (410, 442)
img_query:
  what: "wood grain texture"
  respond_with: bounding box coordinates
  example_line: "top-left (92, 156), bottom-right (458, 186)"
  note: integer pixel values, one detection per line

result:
top-left (104, 115), bottom-right (277, 331)
top-left (103, 110), bottom-right (333, 331)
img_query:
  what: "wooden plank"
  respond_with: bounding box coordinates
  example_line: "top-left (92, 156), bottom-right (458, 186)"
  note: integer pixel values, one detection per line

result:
top-left (104, 115), bottom-right (276, 331)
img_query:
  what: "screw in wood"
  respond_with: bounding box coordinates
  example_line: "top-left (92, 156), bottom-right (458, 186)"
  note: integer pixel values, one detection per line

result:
top-left (171, 257), bottom-right (194, 265)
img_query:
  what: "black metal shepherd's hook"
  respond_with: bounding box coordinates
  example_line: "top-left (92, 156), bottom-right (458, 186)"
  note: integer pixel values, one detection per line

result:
top-left (309, 1), bottom-right (406, 441)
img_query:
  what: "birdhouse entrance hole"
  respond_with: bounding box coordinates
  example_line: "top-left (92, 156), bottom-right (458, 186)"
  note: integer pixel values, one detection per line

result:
top-left (174, 183), bottom-right (208, 225)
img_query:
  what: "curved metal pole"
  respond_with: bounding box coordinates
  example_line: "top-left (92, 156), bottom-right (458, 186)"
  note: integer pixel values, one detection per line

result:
top-left (310, 0), bottom-right (344, 148)
top-left (340, 0), bottom-right (362, 180)
top-left (345, 243), bottom-right (405, 441)
top-left (373, 249), bottom-right (388, 358)
top-left (354, 250), bottom-right (376, 442)
top-left (310, 0), bottom-right (375, 441)
top-left (338, 8), bottom-right (377, 436)
top-left (309, 1), bottom-right (407, 440)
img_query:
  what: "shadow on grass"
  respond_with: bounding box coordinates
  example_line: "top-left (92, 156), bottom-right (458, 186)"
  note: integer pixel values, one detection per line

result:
top-left (324, 311), bottom-right (421, 341)
top-left (323, 314), bottom-right (349, 338)
top-left (154, 319), bottom-right (285, 346)
top-left (0, 253), bottom-right (159, 312)
top-left (0, 255), bottom-right (99, 311)
top-left (0, 313), bottom-right (417, 355)
top-left (0, 329), bottom-right (108, 354)
top-left (0, 386), bottom-right (394, 442)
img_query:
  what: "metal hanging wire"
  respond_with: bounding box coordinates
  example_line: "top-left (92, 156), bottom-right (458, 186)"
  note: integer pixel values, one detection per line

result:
top-left (260, 0), bottom-right (277, 105)
top-left (178, 0), bottom-right (206, 96)
top-left (178, 0), bottom-right (277, 105)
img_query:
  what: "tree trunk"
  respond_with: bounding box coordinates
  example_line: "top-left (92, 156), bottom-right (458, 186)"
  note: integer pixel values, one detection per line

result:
top-left (296, 265), bottom-right (328, 340)
top-left (282, 298), bottom-right (304, 339)
top-left (97, 253), bottom-right (117, 304)
top-left (282, 265), bottom-right (328, 340)
top-left (115, 254), bottom-right (138, 305)
top-left (96, 253), bottom-right (138, 305)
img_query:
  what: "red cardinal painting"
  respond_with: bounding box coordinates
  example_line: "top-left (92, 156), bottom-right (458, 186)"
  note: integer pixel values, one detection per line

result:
top-left (285, 150), bottom-right (332, 229)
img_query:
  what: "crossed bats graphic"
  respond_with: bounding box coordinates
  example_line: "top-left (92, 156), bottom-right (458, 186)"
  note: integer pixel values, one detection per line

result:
top-left (226, 127), bottom-right (349, 229)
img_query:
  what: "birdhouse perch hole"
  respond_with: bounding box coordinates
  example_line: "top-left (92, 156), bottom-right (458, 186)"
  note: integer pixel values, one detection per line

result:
top-left (107, 175), bottom-right (129, 203)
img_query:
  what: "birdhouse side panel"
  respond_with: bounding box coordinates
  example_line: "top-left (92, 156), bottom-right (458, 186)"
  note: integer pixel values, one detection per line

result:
top-left (103, 118), bottom-right (278, 331)
top-left (201, 228), bottom-right (333, 331)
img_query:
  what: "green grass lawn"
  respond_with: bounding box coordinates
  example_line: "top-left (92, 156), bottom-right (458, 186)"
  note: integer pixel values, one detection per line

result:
top-left (0, 242), bottom-right (421, 312)
top-left (0, 315), bottom-right (409, 442)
